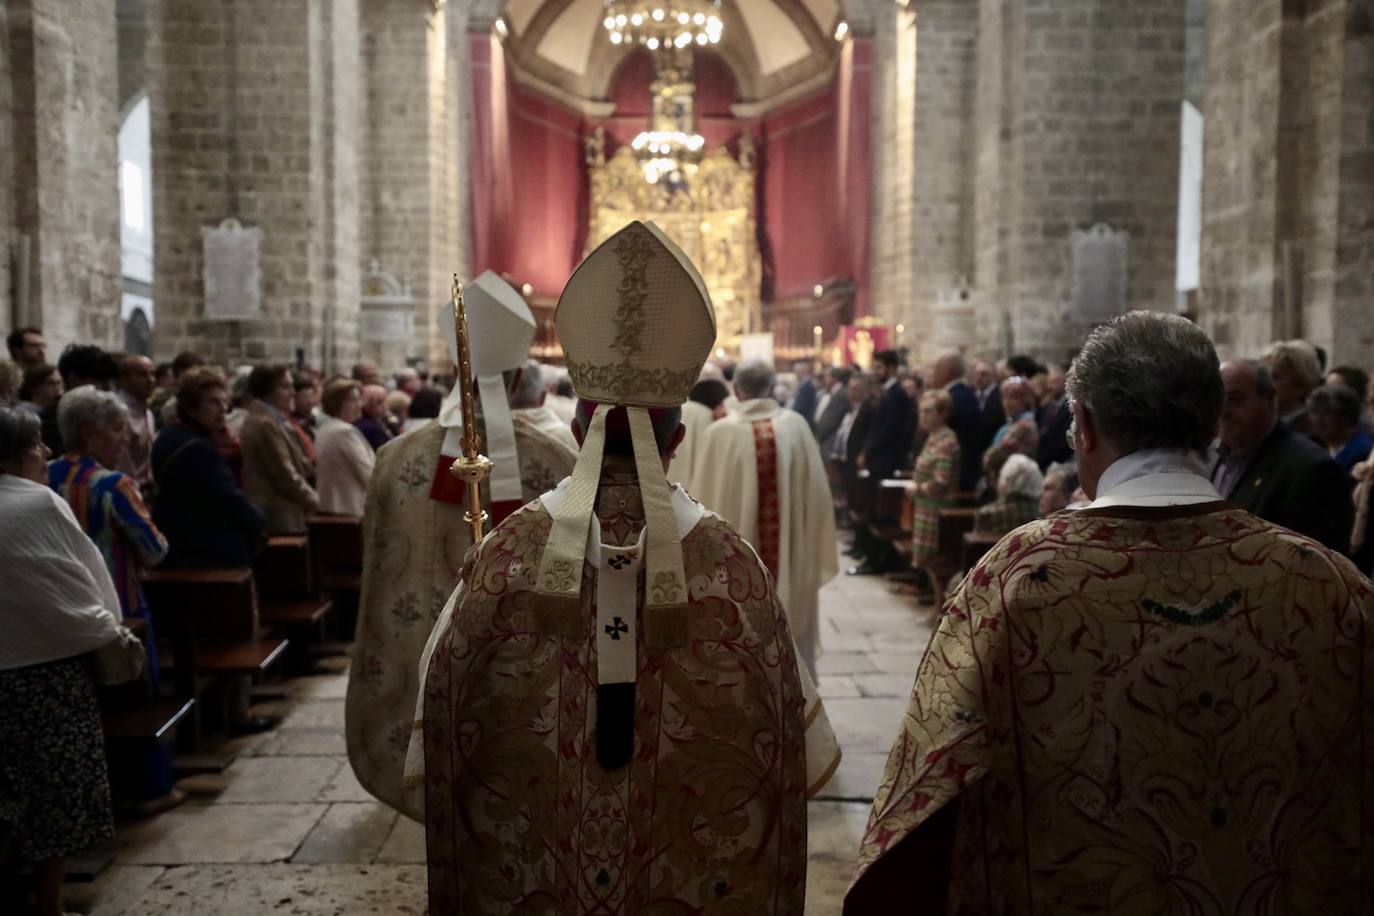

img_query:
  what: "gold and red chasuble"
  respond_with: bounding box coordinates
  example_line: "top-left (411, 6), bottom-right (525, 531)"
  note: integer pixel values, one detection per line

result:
top-left (420, 477), bottom-right (814, 915)
top-left (847, 505), bottom-right (1374, 914)
top-left (750, 419), bottom-right (782, 579)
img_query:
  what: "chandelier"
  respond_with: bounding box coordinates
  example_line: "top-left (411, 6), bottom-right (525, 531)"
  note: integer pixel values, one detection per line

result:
top-left (602, 0), bottom-right (723, 51)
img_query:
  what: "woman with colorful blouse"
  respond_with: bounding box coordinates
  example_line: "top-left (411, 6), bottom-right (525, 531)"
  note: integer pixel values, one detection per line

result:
top-left (47, 387), bottom-right (168, 661)
top-left (908, 389), bottom-right (961, 566)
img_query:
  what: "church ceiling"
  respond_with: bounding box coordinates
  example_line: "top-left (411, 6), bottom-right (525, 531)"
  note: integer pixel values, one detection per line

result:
top-left (500, 0), bottom-right (842, 107)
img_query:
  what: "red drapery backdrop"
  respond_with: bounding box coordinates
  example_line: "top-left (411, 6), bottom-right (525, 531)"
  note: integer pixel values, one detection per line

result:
top-left (760, 37), bottom-right (871, 315)
top-left (466, 36), bottom-right (871, 312)
top-left (468, 34), bottom-right (586, 298)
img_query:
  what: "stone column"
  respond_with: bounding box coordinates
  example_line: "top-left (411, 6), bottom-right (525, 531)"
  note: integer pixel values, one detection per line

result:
top-left (3, 0), bottom-right (122, 349)
top-left (359, 0), bottom-right (463, 372)
top-left (867, 11), bottom-right (917, 342)
top-left (912, 1), bottom-right (980, 360)
top-left (1200, 0), bottom-right (1374, 362)
top-left (975, 0), bottom-right (1186, 362)
top-left (147, 0), bottom-right (360, 370)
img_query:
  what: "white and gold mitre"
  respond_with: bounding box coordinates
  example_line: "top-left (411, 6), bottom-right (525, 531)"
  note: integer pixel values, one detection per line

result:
top-left (557, 220), bottom-right (716, 409)
top-left (534, 223), bottom-right (714, 739)
top-left (438, 271), bottom-right (536, 505)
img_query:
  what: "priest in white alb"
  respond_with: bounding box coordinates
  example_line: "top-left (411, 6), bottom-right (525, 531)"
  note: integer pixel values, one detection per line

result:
top-left (344, 272), bottom-right (576, 821)
top-left (691, 358), bottom-right (838, 676)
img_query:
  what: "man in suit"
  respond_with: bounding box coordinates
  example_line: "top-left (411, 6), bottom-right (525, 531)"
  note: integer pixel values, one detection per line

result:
top-left (930, 351), bottom-right (984, 492)
top-left (814, 367), bottom-right (852, 456)
top-left (787, 360), bottom-right (819, 429)
top-left (1210, 359), bottom-right (1354, 552)
top-left (848, 351), bottom-right (914, 574)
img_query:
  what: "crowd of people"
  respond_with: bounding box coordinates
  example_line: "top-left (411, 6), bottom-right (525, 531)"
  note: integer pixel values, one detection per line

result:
top-left (4, 310), bottom-right (1374, 913)
top-left (718, 338), bottom-right (1374, 604)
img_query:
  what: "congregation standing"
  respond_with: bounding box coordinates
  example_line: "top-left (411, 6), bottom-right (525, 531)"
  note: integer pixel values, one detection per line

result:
top-left (4, 285), bottom-right (1374, 914)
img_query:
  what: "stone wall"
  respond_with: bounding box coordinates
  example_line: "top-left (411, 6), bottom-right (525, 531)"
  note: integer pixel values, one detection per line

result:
top-left (358, 0), bottom-right (461, 372)
top-left (321, 0), bottom-right (362, 370)
top-left (0, 4), bottom-right (12, 337)
top-left (147, 0), bottom-right (361, 371)
top-left (1200, 0), bottom-right (1373, 363)
top-left (4, 0), bottom-right (123, 351)
top-left (911, 0), bottom-right (979, 360)
top-left (867, 11), bottom-right (916, 340)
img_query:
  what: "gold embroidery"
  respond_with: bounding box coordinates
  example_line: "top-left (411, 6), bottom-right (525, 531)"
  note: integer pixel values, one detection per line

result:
top-left (542, 558), bottom-right (577, 593)
top-left (610, 229), bottom-right (653, 359)
top-left (565, 357), bottom-right (699, 405)
top-left (649, 571), bottom-right (682, 605)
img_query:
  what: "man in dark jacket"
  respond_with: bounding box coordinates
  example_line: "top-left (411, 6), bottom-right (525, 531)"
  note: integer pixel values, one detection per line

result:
top-left (1210, 359), bottom-right (1354, 553)
top-left (930, 351), bottom-right (984, 492)
top-left (861, 350), bottom-right (915, 480)
top-left (788, 360), bottom-right (819, 429)
top-left (814, 367), bottom-right (852, 455)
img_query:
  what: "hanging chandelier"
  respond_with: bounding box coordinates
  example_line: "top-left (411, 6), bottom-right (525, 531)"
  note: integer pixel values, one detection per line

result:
top-left (602, 0), bottom-right (723, 51)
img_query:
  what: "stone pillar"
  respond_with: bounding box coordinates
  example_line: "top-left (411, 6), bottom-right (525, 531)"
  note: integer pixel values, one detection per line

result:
top-left (3, 0), bottom-right (122, 349)
top-left (974, 0), bottom-right (1186, 362)
top-left (359, 0), bottom-right (462, 372)
top-left (1201, 0), bottom-right (1374, 362)
top-left (147, 0), bottom-right (359, 370)
top-left (911, 1), bottom-right (980, 360)
top-left (867, 11), bottom-right (917, 341)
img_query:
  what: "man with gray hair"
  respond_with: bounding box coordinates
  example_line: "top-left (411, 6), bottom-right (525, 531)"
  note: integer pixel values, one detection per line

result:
top-left (847, 311), bottom-right (1373, 912)
top-left (691, 358), bottom-right (838, 676)
top-left (1210, 358), bottom-right (1353, 551)
top-left (509, 359), bottom-right (577, 452)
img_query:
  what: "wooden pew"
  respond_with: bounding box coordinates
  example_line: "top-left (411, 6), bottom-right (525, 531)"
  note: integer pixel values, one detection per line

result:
top-left (99, 615), bottom-right (196, 800)
top-left (254, 536), bottom-right (335, 668)
top-left (142, 568), bottom-right (289, 750)
top-left (309, 515), bottom-right (363, 642)
top-left (962, 531), bottom-right (1002, 573)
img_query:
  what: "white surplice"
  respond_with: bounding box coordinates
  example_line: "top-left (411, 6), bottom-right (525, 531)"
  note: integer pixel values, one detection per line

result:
top-left (689, 398), bottom-right (838, 675)
top-left (668, 400), bottom-right (714, 488)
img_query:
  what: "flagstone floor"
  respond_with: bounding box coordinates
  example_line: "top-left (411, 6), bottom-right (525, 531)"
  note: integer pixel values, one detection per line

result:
top-left (66, 550), bottom-right (936, 915)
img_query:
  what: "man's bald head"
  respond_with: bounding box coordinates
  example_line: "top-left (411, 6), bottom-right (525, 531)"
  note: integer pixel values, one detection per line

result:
top-left (734, 360), bottom-right (777, 401)
top-left (931, 351), bottom-right (966, 388)
top-left (360, 383), bottom-right (389, 419)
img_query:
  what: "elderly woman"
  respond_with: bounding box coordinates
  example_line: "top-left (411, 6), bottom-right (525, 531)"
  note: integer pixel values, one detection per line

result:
top-left (316, 378), bottom-right (375, 516)
top-left (975, 453), bottom-right (1044, 536)
top-left (240, 363), bottom-right (319, 534)
top-left (1039, 461), bottom-right (1081, 516)
top-left (1308, 383), bottom-right (1372, 473)
top-left (48, 387), bottom-right (168, 649)
top-left (907, 390), bottom-right (961, 567)
top-left (153, 368), bottom-right (267, 567)
top-left (0, 407), bottom-right (127, 916)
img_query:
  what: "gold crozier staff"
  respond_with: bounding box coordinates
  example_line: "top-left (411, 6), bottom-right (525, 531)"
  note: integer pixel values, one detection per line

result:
top-left (447, 273), bottom-right (493, 542)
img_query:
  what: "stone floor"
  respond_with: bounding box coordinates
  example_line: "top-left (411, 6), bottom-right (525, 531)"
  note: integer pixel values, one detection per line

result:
top-left (66, 553), bottom-right (936, 915)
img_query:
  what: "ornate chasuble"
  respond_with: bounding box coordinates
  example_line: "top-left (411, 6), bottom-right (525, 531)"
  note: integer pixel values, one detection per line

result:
top-left (848, 504), bottom-right (1374, 915)
top-left (345, 416), bottom-right (576, 819)
top-left (420, 472), bottom-right (817, 915)
top-left (750, 420), bottom-right (781, 578)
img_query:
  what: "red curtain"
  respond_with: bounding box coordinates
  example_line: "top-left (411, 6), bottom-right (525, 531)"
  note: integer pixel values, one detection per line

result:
top-left (468, 34), bottom-right (586, 298)
top-left (760, 38), bottom-right (871, 315)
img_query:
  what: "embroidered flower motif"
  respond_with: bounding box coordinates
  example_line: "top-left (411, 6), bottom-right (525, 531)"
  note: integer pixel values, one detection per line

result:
top-left (543, 559), bottom-right (577, 592)
top-left (650, 571), bottom-right (681, 604)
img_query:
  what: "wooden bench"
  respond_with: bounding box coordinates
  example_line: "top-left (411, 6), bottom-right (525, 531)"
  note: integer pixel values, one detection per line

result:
top-left (254, 535), bottom-right (314, 599)
top-left (309, 515), bottom-right (363, 639)
top-left (141, 567), bottom-right (288, 749)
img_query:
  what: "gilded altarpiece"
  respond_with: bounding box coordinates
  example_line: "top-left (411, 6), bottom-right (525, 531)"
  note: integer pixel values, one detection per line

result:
top-left (586, 145), bottom-right (762, 350)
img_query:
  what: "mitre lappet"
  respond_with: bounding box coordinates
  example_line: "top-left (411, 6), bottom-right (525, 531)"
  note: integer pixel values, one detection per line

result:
top-left (430, 269), bottom-right (535, 525)
top-left (537, 219), bottom-right (716, 768)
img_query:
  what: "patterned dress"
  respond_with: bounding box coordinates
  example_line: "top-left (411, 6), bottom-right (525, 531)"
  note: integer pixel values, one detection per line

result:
top-left (49, 455), bottom-right (169, 667)
top-left (849, 505), bottom-right (1374, 913)
top-left (0, 656), bottom-right (113, 862)
top-left (909, 426), bottom-right (960, 563)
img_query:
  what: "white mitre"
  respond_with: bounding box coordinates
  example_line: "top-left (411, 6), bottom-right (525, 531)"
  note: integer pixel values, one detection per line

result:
top-left (534, 222), bottom-right (715, 728)
top-left (438, 270), bottom-right (536, 505)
